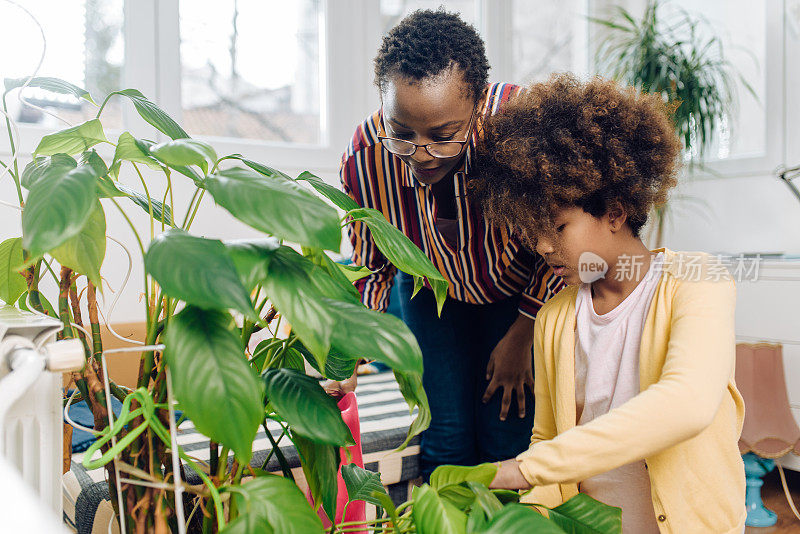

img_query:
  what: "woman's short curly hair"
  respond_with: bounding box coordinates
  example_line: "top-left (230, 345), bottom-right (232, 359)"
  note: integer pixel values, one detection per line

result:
top-left (375, 9), bottom-right (489, 101)
top-left (469, 74), bottom-right (681, 240)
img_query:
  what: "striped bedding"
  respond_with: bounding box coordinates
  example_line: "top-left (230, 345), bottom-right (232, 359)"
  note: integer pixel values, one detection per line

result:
top-left (64, 371), bottom-right (421, 533)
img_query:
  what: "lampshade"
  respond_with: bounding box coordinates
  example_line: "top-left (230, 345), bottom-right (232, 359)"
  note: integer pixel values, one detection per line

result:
top-left (736, 343), bottom-right (800, 458)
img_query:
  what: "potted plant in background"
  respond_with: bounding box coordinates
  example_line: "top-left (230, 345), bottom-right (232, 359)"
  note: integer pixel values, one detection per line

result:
top-left (591, 0), bottom-right (757, 247)
top-left (0, 77), bottom-right (621, 533)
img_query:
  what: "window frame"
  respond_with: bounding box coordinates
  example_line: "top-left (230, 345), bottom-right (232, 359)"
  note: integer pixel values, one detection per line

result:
top-left (0, 0), bottom-right (785, 182)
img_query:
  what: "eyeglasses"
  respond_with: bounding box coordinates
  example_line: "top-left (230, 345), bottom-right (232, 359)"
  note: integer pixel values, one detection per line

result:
top-left (378, 109), bottom-right (477, 159)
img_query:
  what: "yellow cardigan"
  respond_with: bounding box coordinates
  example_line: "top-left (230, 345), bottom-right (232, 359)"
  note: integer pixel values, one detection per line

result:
top-left (517, 248), bottom-right (746, 534)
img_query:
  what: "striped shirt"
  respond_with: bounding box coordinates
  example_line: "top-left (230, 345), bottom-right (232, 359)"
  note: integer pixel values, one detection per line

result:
top-left (340, 83), bottom-right (564, 318)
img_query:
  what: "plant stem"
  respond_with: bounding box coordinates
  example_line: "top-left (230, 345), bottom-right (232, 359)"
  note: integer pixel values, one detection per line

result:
top-left (181, 187), bottom-right (201, 228)
top-left (132, 162), bottom-right (156, 239)
top-left (87, 281), bottom-right (104, 362)
top-left (95, 92), bottom-right (114, 119)
top-left (2, 92), bottom-right (23, 205)
top-left (185, 190), bottom-right (206, 230)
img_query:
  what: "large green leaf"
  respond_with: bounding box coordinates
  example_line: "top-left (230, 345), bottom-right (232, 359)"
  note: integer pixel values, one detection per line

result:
top-left (261, 247), bottom-right (422, 374)
top-left (298, 343), bottom-right (358, 382)
top-left (293, 433), bottom-right (339, 524)
top-left (225, 155), bottom-right (292, 180)
top-left (50, 200), bottom-right (106, 287)
top-left (223, 238), bottom-right (281, 290)
top-left (222, 475), bottom-right (324, 534)
top-left (430, 463), bottom-right (498, 491)
top-left (411, 484), bottom-right (467, 534)
top-left (296, 171), bottom-right (360, 212)
top-left (220, 512), bottom-right (274, 534)
top-left (438, 484), bottom-right (476, 510)
top-left (348, 208), bottom-right (448, 313)
top-left (112, 131), bottom-right (162, 170)
top-left (393, 370), bottom-right (431, 451)
top-left (341, 464), bottom-right (388, 507)
top-left (373, 491), bottom-right (401, 528)
top-left (33, 118), bottom-right (107, 156)
top-left (95, 175), bottom-right (174, 226)
top-left (0, 238), bottom-right (26, 305)
top-left (490, 489), bottom-right (521, 505)
top-left (338, 263), bottom-right (373, 283)
top-left (467, 506), bottom-right (489, 533)
top-left (326, 299), bottom-right (423, 374)
top-left (22, 164), bottom-right (99, 256)
top-left (261, 368), bottom-right (353, 446)
top-left (205, 167), bottom-right (341, 250)
top-left (150, 138), bottom-right (217, 175)
top-left (259, 249), bottom-right (336, 363)
top-left (464, 481), bottom-right (503, 519)
top-left (21, 154), bottom-right (77, 189)
top-left (119, 185), bottom-right (175, 226)
top-left (128, 136), bottom-right (202, 182)
top-left (109, 89), bottom-right (189, 140)
top-left (77, 150), bottom-right (108, 178)
top-left (4, 76), bottom-right (94, 104)
top-left (145, 230), bottom-right (257, 319)
top-left (548, 494), bottom-right (622, 534)
top-left (164, 306), bottom-right (263, 463)
top-left (301, 247), bottom-right (361, 303)
top-left (482, 504), bottom-right (565, 533)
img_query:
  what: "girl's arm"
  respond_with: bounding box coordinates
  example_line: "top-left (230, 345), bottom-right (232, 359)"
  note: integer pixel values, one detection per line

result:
top-left (516, 276), bottom-right (737, 487)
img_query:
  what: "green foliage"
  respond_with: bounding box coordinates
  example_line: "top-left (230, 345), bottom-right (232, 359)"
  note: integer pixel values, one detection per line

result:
top-left (222, 475), bottom-right (325, 533)
top-left (341, 464), bottom-right (389, 507)
top-left (205, 167), bottom-right (341, 251)
top-left (0, 238), bottom-right (26, 305)
top-left (164, 306), bottom-right (264, 464)
top-left (262, 368), bottom-right (353, 446)
top-left (22, 164), bottom-right (100, 257)
top-left (348, 208), bottom-right (448, 314)
top-left (591, 1), bottom-right (756, 158)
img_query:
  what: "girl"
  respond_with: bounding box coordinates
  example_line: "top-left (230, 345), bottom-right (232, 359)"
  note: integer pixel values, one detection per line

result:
top-left (471, 75), bottom-right (746, 533)
top-left (335, 10), bottom-right (563, 480)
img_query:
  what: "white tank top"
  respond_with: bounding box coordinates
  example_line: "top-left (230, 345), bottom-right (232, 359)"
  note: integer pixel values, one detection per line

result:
top-left (574, 252), bottom-right (664, 533)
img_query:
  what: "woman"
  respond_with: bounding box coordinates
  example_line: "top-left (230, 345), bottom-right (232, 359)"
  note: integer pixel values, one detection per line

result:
top-left (335, 9), bottom-right (563, 480)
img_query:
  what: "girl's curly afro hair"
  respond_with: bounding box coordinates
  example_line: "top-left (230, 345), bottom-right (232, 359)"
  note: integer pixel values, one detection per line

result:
top-left (469, 74), bottom-right (681, 240)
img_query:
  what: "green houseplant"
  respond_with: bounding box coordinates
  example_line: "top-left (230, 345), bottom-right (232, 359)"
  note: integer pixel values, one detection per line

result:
top-left (591, 1), bottom-right (756, 246)
top-left (0, 77), bottom-right (620, 533)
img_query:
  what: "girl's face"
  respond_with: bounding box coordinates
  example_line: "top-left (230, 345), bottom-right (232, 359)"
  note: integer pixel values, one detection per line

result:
top-left (380, 70), bottom-right (479, 186)
top-left (534, 206), bottom-right (616, 285)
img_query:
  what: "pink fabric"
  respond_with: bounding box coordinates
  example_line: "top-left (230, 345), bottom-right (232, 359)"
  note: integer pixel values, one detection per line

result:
top-left (736, 343), bottom-right (800, 458)
top-left (306, 392), bottom-right (367, 532)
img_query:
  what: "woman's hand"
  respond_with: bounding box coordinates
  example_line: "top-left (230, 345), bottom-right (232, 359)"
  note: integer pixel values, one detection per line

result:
top-left (482, 314), bottom-right (535, 421)
top-left (489, 459), bottom-right (532, 490)
top-left (322, 367), bottom-right (358, 397)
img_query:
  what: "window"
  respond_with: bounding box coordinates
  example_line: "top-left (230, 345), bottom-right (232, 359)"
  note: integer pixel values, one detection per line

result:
top-left (179, 0), bottom-right (324, 145)
top-left (380, 0), bottom-right (477, 33)
top-left (0, 0), bottom-right (124, 129)
top-left (510, 0), bottom-right (588, 83)
top-left (588, 1), bottom-right (768, 164)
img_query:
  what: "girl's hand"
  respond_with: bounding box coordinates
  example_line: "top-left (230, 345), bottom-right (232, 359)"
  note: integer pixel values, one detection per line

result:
top-left (490, 459), bottom-right (532, 490)
top-left (323, 368), bottom-right (358, 397)
top-left (482, 314), bottom-right (535, 421)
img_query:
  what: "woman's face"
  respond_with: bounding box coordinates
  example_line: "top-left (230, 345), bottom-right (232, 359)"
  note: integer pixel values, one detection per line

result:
top-left (381, 70), bottom-right (478, 186)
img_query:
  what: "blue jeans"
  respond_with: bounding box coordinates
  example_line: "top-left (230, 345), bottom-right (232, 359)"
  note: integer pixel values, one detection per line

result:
top-left (395, 272), bottom-right (535, 481)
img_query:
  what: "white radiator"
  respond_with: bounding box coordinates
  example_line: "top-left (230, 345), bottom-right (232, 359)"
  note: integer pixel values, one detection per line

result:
top-left (0, 306), bottom-right (84, 530)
